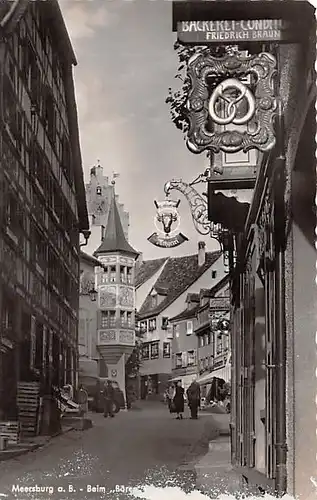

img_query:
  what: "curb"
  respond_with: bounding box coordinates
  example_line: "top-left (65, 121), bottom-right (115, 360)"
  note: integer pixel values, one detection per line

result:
top-left (0, 426), bottom-right (75, 463)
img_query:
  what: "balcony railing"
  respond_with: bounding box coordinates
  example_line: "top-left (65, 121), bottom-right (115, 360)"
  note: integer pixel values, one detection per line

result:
top-left (101, 319), bottom-right (135, 330)
top-left (98, 329), bottom-right (135, 346)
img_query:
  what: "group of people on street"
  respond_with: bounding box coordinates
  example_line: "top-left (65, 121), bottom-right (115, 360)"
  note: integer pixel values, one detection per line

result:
top-left (166, 379), bottom-right (201, 420)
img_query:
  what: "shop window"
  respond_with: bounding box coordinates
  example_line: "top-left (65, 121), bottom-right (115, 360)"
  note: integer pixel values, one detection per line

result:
top-left (186, 320), bottom-right (193, 335)
top-left (150, 341), bottom-right (159, 359)
top-left (142, 343), bottom-right (149, 360)
top-left (163, 342), bottom-right (170, 358)
top-left (187, 350), bottom-right (195, 366)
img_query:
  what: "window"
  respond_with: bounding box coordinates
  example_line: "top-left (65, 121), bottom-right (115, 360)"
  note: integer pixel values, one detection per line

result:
top-left (101, 310), bottom-right (116, 328)
top-left (96, 186), bottom-right (102, 195)
top-left (6, 191), bottom-right (19, 235)
top-left (61, 135), bottom-right (72, 184)
top-left (127, 312), bottom-right (132, 327)
top-left (199, 335), bottom-right (205, 348)
top-left (175, 353), bottom-right (182, 368)
top-left (163, 342), bottom-right (170, 358)
top-left (151, 295), bottom-right (157, 308)
top-left (127, 267), bottom-right (132, 284)
top-left (101, 268), bottom-right (109, 284)
top-left (212, 270), bottom-right (217, 279)
top-left (140, 320), bottom-right (147, 333)
top-left (120, 310), bottom-right (125, 326)
top-left (148, 318), bottom-right (156, 331)
top-left (150, 341), bottom-right (159, 359)
top-left (188, 350), bottom-right (196, 366)
top-left (110, 266), bottom-right (116, 283)
top-left (43, 87), bottom-right (56, 143)
top-left (162, 317), bottom-right (169, 330)
top-left (35, 229), bottom-right (47, 271)
top-left (186, 321), bottom-right (193, 335)
top-left (141, 343), bottom-right (149, 360)
top-left (120, 266), bottom-right (126, 283)
top-left (109, 311), bottom-right (116, 327)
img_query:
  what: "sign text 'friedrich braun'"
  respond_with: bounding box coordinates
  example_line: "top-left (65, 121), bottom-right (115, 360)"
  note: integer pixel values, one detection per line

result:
top-left (177, 19), bottom-right (293, 44)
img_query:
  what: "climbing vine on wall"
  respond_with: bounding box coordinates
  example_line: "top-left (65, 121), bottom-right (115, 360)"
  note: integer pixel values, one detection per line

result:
top-left (165, 41), bottom-right (227, 138)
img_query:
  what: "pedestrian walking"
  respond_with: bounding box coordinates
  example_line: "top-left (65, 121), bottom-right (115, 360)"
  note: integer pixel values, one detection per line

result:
top-left (167, 384), bottom-right (175, 412)
top-left (173, 381), bottom-right (184, 420)
top-left (103, 380), bottom-right (115, 418)
top-left (187, 379), bottom-right (201, 419)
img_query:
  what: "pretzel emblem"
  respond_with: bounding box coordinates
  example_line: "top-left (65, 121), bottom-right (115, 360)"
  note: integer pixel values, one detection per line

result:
top-left (208, 78), bottom-right (256, 126)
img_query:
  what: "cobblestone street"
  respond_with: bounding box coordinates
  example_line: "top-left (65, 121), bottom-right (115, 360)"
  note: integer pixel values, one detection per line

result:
top-left (0, 403), bottom-right (221, 500)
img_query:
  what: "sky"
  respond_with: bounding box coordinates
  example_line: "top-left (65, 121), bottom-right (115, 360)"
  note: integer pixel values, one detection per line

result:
top-left (59, 0), bottom-right (221, 260)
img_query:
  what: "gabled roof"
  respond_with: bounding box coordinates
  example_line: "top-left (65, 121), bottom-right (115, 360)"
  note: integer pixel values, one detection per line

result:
top-left (80, 251), bottom-right (100, 268)
top-left (138, 250), bottom-right (221, 319)
top-left (135, 258), bottom-right (168, 288)
top-left (169, 304), bottom-right (200, 323)
top-left (94, 191), bottom-right (139, 258)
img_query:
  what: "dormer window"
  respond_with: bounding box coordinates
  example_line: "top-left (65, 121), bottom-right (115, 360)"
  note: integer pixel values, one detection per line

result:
top-left (96, 186), bottom-right (102, 195)
top-left (150, 289), bottom-right (158, 309)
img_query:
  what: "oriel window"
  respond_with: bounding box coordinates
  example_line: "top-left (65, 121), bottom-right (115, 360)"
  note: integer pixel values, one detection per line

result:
top-left (110, 266), bottom-right (116, 283)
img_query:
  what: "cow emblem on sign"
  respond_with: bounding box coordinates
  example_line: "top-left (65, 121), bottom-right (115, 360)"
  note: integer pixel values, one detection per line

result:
top-left (209, 78), bottom-right (256, 126)
top-left (147, 198), bottom-right (188, 248)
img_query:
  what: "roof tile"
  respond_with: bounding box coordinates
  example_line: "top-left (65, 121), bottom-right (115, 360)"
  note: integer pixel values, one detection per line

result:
top-left (135, 258), bottom-right (168, 288)
top-left (138, 250), bottom-right (221, 319)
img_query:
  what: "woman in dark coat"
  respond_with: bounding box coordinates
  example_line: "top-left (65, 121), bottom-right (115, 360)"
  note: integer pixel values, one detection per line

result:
top-left (173, 381), bottom-right (184, 419)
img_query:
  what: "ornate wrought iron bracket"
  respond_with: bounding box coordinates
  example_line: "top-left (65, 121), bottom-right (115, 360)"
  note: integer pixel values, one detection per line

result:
top-left (186, 50), bottom-right (278, 154)
top-left (164, 178), bottom-right (222, 238)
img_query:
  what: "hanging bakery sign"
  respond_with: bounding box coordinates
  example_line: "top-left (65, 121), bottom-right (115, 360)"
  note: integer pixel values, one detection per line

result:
top-left (148, 199), bottom-right (188, 248)
top-left (177, 19), bottom-right (295, 44)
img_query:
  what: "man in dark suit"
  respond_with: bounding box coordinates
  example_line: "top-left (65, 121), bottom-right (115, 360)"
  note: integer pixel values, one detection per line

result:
top-left (103, 380), bottom-right (115, 418)
top-left (187, 380), bottom-right (201, 419)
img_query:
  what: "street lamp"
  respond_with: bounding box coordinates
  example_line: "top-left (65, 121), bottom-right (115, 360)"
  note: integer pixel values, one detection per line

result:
top-left (88, 287), bottom-right (98, 302)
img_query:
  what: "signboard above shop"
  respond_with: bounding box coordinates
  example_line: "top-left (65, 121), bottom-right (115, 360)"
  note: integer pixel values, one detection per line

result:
top-left (172, 0), bottom-right (314, 44)
top-left (177, 19), bottom-right (293, 44)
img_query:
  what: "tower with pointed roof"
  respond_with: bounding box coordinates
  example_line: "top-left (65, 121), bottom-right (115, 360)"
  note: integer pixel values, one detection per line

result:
top-left (84, 162), bottom-right (130, 256)
top-left (93, 187), bottom-right (139, 408)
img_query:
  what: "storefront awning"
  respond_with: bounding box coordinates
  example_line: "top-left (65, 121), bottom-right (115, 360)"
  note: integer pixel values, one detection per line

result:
top-left (197, 366), bottom-right (231, 385)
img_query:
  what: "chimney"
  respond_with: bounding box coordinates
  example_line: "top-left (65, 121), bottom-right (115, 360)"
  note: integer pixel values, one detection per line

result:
top-left (198, 241), bottom-right (206, 267)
